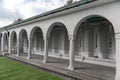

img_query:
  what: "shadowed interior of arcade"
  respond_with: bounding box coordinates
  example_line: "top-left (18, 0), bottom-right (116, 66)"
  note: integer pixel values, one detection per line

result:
top-left (0, 15), bottom-right (116, 80)
top-left (74, 15), bottom-right (115, 61)
top-left (3, 33), bottom-right (9, 52)
top-left (47, 23), bottom-right (69, 57)
top-left (31, 27), bottom-right (44, 55)
top-left (0, 0), bottom-right (119, 79)
top-left (10, 31), bottom-right (17, 53)
top-left (19, 29), bottom-right (28, 55)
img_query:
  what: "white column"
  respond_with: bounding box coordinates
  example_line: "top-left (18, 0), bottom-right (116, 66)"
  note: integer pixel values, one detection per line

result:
top-left (27, 39), bottom-right (32, 59)
top-left (43, 38), bottom-right (48, 63)
top-left (115, 33), bottom-right (120, 80)
top-left (8, 35), bottom-right (11, 54)
top-left (1, 35), bottom-right (4, 55)
top-left (1, 35), bottom-right (3, 52)
top-left (52, 35), bottom-right (55, 53)
top-left (68, 35), bottom-right (75, 70)
top-left (60, 32), bottom-right (65, 54)
top-left (94, 27), bottom-right (101, 58)
top-left (16, 38), bottom-right (20, 56)
top-left (83, 27), bottom-right (89, 57)
top-left (34, 33), bottom-right (36, 52)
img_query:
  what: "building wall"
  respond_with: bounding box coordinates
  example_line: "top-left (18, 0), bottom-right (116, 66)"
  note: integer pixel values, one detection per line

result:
top-left (0, 0), bottom-right (118, 63)
top-left (1, 1), bottom-right (119, 38)
top-left (1, 1), bottom-right (120, 80)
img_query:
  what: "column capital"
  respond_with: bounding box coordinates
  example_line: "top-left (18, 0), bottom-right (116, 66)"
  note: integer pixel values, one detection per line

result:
top-left (68, 35), bottom-right (75, 40)
top-left (29, 36), bottom-right (33, 42)
top-left (115, 33), bottom-right (120, 39)
top-left (43, 37), bottom-right (49, 41)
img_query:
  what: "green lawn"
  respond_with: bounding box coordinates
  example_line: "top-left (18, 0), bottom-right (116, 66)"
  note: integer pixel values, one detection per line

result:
top-left (0, 57), bottom-right (63, 80)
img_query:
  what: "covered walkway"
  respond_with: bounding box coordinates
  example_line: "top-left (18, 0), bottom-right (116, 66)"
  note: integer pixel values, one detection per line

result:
top-left (0, 1), bottom-right (119, 80)
top-left (6, 53), bottom-right (115, 80)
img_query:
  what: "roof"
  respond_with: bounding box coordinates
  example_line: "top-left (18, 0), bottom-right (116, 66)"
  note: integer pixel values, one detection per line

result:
top-left (0, 0), bottom-right (97, 30)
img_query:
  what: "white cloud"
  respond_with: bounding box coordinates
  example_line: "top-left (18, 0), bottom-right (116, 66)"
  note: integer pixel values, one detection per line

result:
top-left (0, 19), bottom-right (12, 27)
top-left (0, 0), bottom-right (80, 28)
top-left (2, 0), bottom-right (66, 19)
top-left (19, 0), bottom-right (65, 18)
top-left (3, 0), bottom-right (24, 12)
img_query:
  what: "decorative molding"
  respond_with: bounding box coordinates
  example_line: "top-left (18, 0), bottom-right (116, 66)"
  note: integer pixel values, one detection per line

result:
top-left (115, 33), bottom-right (120, 39)
top-left (68, 35), bottom-right (75, 40)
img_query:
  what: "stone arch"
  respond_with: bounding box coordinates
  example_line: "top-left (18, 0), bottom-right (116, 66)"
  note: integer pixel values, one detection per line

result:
top-left (74, 15), bottom-right (115, 60)
top-left (74, 15), bottom-right (115, 35)
top-left (47, 22), bottom-right (69, 38)
top-left (19, 29), bottom-right (28, 54)
top-left (19, 29), bottom-right (28, 39)
top-left (47, 22), bottom-right (69, 55)
top-left (30, 26), bottom-right (44, 54)
top-left (10, 31), bottom-right (17, 53)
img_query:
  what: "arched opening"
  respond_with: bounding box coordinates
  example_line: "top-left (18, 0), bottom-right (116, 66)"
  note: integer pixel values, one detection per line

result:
top-left (47, 22), bottom-right (69, 56)
top-left (74, 15), bottom-right (115, 60)
top-left (3, 33), bottom-right (9, 52)
top-left (11, 31), bottom-right (17, 53)
top-left (19, 29), bottom-right (28, 54)
top-left (30, 27), bottom-right (44, 55)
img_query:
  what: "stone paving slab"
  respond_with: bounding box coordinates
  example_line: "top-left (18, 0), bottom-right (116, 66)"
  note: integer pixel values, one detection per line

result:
top-left (6, 53), bottom-right (115, 80)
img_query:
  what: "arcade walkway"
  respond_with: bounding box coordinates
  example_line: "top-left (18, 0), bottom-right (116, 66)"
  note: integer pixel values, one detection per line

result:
top-left (6, 53), bottom-right (115, 80)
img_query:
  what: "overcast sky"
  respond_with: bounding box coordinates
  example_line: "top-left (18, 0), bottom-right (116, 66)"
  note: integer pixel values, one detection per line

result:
top-left (0, 0), bottom-right (79, 28)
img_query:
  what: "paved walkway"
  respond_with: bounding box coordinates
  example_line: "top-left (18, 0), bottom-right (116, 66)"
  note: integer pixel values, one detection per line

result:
top-left (6, 53), bottom-right (115, 80)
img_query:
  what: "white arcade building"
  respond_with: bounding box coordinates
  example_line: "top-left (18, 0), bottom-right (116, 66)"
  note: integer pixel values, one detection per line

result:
top-left (0, 0), bottom-right (119, 80)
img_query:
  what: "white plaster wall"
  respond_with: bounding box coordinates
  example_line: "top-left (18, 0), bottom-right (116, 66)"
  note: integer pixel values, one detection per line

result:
top-left (0, 0), bottom-right (119, 69)
top-left (10, 1), bottom-right (120, 36)
top-left (1, 1), bottom-right (119, 38)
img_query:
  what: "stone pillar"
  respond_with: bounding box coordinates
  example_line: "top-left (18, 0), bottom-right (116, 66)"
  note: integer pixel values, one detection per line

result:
top-left (52, 35), bottom-right (55, 53)
top-left (68, 35), bottom-right (75, 70)
top-left (27, 39), bottom-right (32, 59)
top-left (16, 38), bottom-right (20, 56)
top-left (1, 35), bottom-right (4, 52)
top-left (43, 38), bottom-right (48, 63)
top-left (83, 26), bottom-right (89, 57)
top-left (60, 32), bottom-right (65, 54)
top-left (115, 33), bottom-right (120, 80)
top-left (8, 35), bottom-right (11, 54)
top-left (1, 35), bottom-right (4, 55)
top-left (94, 27), bottom-right (101, 58)
top-left (34, 33), bottom-right (36, 52)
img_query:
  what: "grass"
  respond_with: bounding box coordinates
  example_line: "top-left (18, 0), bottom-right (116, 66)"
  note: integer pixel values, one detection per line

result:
top-left (0, 57), bottom-right (63, 80)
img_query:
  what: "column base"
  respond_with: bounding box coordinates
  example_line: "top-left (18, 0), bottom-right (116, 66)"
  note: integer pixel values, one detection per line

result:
top-left (68, 66), bottom-right (74, 70)
top-left (43, 60), bottom-right (47, 63)
top-left (8, 52), bottom-right (11, 55)
top-left (2, 53), bottom-right (5, 56)
top-left (8, 51), bottom-right (11, 55)
top-left (16, 54), bottom-right (19, 56)
top-left (27, 56), bottom-right (30, 59)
